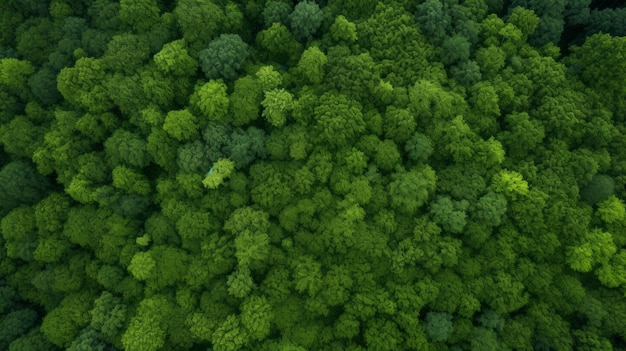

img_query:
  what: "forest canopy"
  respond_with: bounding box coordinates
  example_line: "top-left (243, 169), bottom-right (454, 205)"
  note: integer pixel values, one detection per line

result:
top-left (1, 0), bottom-right (626, 350)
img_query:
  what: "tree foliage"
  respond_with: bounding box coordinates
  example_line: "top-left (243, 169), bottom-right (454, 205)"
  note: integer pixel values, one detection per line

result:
top-left (199, 34), bottom-right (250, 81)
top-left (1, 1), bottom-right (625, 350)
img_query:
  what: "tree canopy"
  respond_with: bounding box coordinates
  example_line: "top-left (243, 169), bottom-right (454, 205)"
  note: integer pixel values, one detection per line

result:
top-left (1, 0), bottom-right (626, 350)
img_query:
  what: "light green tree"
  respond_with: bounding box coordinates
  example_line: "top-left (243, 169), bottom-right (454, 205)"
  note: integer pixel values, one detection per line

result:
top-left (127, 251), bottom-right (156, 281)
top-left (203, 159), bottom-right (236, 189)
top-left (262, 88), bottom-right (294, 127)
top-left (163, 109), bottom-right (199, 142)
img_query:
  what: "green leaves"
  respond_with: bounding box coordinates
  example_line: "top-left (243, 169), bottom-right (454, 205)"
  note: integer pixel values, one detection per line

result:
top-left (240, 295), bottom-right (272, 341)
top-left (313, 93), bottom-right (366, 149)
top-left (163, 109), bottom-right (199, 142)
top-left (388, 166), bottom-right (436, 214)
top-left (490, 170), bottom-right (529, 200)
top-left (127, 251), bottom-right (156, 281)
top-left (424, 312), bottom-right (453, 342)
top-left (90, 291), bottom-right (127, 338)
top-left (203, 158), bottom-right (235, 189)
top-left (173, 0), bottom-right (224, 46)
top-left (330, 15), bottom-right (357, 42)
top-left (262, 88), bottom-right (294, 127)
top-left (597, 196), bottom-right (626, 224)
top-left (153, 40), bottom-right (197, 76)
top-left (121, 296), bottom-right (169, 351)
top-left (580, 174), bottom-right (615, 204)
top-left (296, 46), bottom-right (327, 84)
top-left (430, 196), bottom-right (468, 234)
top-left (199, 34), bottom-right (250, 81)
top-left (2, 2), bottom-right (626, 351)
top-left (289, 1), bottom-right (323, 41)
top-left (190, 80), bottom-right (230, 121)
top-left (225, 207), bottom-right (271, 267)
top-left (119, 0), bottom-right (160, 32)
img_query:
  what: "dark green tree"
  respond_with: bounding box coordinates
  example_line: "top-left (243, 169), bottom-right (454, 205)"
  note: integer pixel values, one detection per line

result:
top-left (173, 0), bottom-right (224, 48)
top-left (199, 34), bottom-right (250, 81)
top-left (580, 174), bottom-right (615, 205)
top-left (289, 1), bottom-right (323, 41)
top-left (0, 161), bottom-right (50, 215)
top-left (263, 0), bottom-right (292, 27)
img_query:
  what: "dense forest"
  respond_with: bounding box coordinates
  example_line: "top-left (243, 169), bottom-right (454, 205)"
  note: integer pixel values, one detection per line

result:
top-left (1, 0), bottom-right (626, 350)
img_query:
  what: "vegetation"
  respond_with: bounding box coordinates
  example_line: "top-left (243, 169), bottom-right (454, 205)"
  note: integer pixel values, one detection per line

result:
top-left (1, 0), bottom-right (626, 350)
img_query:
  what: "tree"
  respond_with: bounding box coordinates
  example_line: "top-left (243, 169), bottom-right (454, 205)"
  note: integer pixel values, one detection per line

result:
top-left (256, 22), bottom-right (303, 65)
top-left (225, 127), bottom-right (267, 169)
top-left (203, 158), bottom-right (236, 189)
top-left (0, 308), bottom-right (38, 349)
top-left (568, 34), bottom-right (626, 118)
top-left (263, 0), bottom-right (292, 27)
top-left (163, 109), bottom-right (199, 142)
top-left (580, 174), bottom-right (614, 204)
top-left (15, 18), bottom-right (59, 66)
top-left (497, 112), bottom-right (545, 159)
top-left (441, 34), bottom-right (471, 66)
top-left (7, 328), bottom-right (56, 351)
top-left (190, 80), bottom-right (230, 122)
top-left (262, 88), bottom-right (294, 127)
top-left (147, 127), bottom-right (179, 172)
top-left (127, 251), bottom-right (156, 281)
top-left (507, 6), bottom-right (540, 41)
top-left (490, 170), bottom-right (529, 200)
top-left (90, 291), bottom-right (127, 339)
top-left (119, 0), bottom-right (160, 32)
top-left (139, 65), bottom-right (176, 109)
top-left (153, 39), bottom-right (197, 76)
top-left (212, 315), bottom-right (249, 351)
top-left (364, 319), bottom-right (402, 351)
top-left (102, 34), bottom-right (151, 75)
top-left (66, 328), bottom-right (108, 351)
top-left (56, 57), bottom-right (112, 113)
top-left (292, 255), bottom-right (323, 296)
top-left (597, 195), bottom-right (626, 224)
top-left (112, 166), bottom-right (151, 195)
top-left (388, 166), bottom-right (437, 215)
top-left (475, 45), bottom-right (506, 78)
top-left (289, 1), bottom-right (323, 41)
top-left (104, 129), bottom-right (151, 168)
top-left (0, 161), bottom-right (50, 215)
top-left (227, 266), bottom-right (256, 298)
top-left (173, 0), bottom-right (224, 47)
top-left (405, 133), bottom-right (433, 163)
top-left (416, 0), bottom-right (450, 42)
top-left (424, 311), bottom-right (453, 342)
top-left (430, 196), bottom-right (468, 234)
top-left (0, 58), bottom-right (34, 99)
top-left (330, 15), bottom-right (357, 43)
top-left (383, 106), bottom-right (416, 144)
top-left (199, 34), bottom-right (250, 81)
top-left (229, 75), bottom-right (264, 126)
top-left (473, 192), bottom-right (508, 227)
top-left (313, 93), bottom-right (366, 149)
top-left (255, 65), bottom-right (283, 92)
top-left (240, 295), bottom-right (272, 341)
top-left (587, 8), bottom-right (626, 37)
top-left (121, 296), bottom-right (169, 351)
top-left (225, 207), bottom-right (271, 267)
top-left (566, 228), bottom-right (616, 273)
top-left (176, 140), bottom-right (209, 174)
top-left (40, 293), bottom-right (94, 348)
top-left (295, 46), bottom-right (327, 84)
top-left (470, 327), bottom-right (499, 351)
top-left (373, 139), bottom-right (401, 173)
top-left (325, 51), bottom-right (380, 104)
